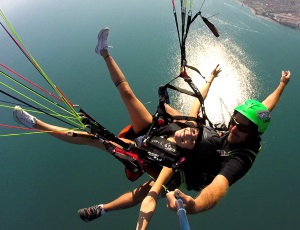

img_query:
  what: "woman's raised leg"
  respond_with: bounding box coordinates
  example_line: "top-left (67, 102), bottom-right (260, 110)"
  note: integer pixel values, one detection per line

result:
top-left (96, 28), bottom-right (153, 134)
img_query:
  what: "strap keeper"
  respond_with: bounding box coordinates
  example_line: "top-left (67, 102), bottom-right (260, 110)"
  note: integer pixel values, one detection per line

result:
top-left (115, 79), bottom-right (127, 87)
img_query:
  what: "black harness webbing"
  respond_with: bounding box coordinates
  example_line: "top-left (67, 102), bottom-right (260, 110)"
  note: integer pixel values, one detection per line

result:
top-left (79, 108), bottom-right (185, 169)
top-left (79, 108), bottom-right (131, 150)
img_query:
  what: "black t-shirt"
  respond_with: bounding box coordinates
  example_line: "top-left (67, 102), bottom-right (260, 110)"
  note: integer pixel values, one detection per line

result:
top-left (174, 130), bottom-right (261, 191)
top-left (218, 133), bottom-right (261, 186)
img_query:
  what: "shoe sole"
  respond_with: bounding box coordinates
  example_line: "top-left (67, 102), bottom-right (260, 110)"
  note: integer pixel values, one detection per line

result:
top-left (13, 106), bottom-right (36, 128)
top-left (13, 106), bottom-right (24, 126)
top-left (95, 27), bottom-right (109, 55)
top-left (98, 27), bottom-right (109, 40)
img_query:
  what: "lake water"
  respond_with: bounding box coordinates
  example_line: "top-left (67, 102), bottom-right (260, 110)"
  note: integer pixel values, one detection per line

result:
top-left (1, 0), bottom-right (300, 229)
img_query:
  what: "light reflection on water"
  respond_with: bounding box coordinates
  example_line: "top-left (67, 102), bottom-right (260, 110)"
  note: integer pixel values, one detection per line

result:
top-left (167, 30), bottom-right (257, 125)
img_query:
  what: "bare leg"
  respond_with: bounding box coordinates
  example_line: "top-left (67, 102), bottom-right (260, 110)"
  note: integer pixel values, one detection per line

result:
top-left (101, 51), bottom-right (152, 133)
top-left (78, 180), bottom-right (155, 222)
top-left (33, 119), bottom-right (106, 149)
top-left (13, 106), bottom-right (127, 152)
top-left (104, 180), bottom-right (154, 211)
top-left (78, 175), bottom-right (168, 221)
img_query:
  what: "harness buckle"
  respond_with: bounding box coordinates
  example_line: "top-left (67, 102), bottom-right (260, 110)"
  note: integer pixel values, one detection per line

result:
top-left (174, 157), bottom-right (186, 170)
top-left (217, 150), bottom-right (230, 156)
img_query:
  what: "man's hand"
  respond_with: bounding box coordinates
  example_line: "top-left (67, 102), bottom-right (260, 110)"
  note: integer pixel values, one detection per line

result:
top-left (166, 189), bottom-right (196, 214)
top-left (281, 70), bottom-right (291, 86)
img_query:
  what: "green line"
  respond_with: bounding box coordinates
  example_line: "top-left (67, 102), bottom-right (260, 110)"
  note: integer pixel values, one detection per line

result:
top-left (0, 131), bottom-right (54, 137)
top-left (0, 10), bottom-right (85, 129)
top-left (0, 128), bottom-right (81, 137)
top-left (190, 0), bottom-right (194, 10)
top-left (0, 104), bottom-right (78, 120)
top-left (184, 0), bottom-right (188, 8)
top-left (0, 10), bottom-right (28, 51)
top-left (0, 81), bottom-right (81, 127)
top-left (0, 71), bottom-right (76, 118)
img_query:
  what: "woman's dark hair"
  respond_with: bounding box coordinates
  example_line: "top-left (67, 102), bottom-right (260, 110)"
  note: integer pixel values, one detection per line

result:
top-left (193, 125), bottom-right (221, 154)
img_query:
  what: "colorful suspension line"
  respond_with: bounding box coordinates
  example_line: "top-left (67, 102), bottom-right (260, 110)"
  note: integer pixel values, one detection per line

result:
top-left (0, 89), bottom-right (82, 129)
top-left (0, 71), bottom-right (83, 132)
top-left (0, 123), bottom-right (79, 137)
top-left (0, 65), bottom-right (80, 127)
top-left (0, 9), bottom-right (84, 129)
top-left (1, 64), bottom-right (63, 103)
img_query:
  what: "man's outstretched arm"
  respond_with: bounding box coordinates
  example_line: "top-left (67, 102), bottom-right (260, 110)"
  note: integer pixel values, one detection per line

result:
top-left (262, 70), bottom-right (291, 112)
top-left (166, 174), bottom-right (229, 214)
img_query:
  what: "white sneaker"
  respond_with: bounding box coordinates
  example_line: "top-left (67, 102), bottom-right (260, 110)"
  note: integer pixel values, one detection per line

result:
top-left (13, 106), bottom-right (37, 128)
top-left (95, 27), bottom-right (111, 55)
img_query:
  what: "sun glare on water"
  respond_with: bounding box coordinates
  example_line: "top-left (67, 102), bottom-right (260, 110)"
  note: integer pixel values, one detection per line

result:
top-left (169, 31), bottom-right (257, 125)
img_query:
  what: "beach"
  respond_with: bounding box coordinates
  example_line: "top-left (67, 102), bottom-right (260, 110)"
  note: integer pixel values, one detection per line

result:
top-left (237, 0), bottom-right (300, 29)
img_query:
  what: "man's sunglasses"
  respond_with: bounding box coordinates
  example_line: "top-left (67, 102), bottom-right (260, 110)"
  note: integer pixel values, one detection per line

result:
top-left (229, 116), bottom-right (254, 133)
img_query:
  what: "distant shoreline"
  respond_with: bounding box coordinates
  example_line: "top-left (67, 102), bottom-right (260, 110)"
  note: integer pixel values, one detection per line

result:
top-left (236, 0), bottom-right (300, 30)
top-left (243, 3), bottom-right (281, 25)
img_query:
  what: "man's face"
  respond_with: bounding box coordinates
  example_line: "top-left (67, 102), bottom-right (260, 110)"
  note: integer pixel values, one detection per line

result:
top-left (227, 112), bottom-right (254, 144)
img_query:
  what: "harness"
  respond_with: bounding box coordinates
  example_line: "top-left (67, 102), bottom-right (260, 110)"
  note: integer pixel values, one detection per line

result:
top-left (140, 122), bottom-right (195, 168)
top-left (77, 78), bottom-right (209, 181)
top-left (77, 2), bottom-right (223, 182)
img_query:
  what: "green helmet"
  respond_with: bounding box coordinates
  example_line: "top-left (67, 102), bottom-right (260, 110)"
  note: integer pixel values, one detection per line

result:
top-left (234, 99), bottom-right (271, 133)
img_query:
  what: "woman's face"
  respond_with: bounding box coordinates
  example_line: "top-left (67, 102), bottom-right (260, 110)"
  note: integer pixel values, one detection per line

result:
top-left (174, 127), bottom-right (199, 149)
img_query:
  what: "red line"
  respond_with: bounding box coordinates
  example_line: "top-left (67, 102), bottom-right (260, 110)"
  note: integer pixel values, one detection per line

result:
top-left (0, 123), bottom-right (66, 135)
top-left (0, 123), bottom-right (33, 131)
top-left (55, 86), bottom-right (74, 107)
top-left (0, 63), bottom-right (63, 102)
